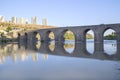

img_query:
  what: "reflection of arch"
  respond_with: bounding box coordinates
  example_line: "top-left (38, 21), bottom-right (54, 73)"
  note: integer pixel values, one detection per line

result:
top-left (64, 42), bottom-right (75, 54)
top-left (84, 29), bottom-right (95, 54)
top-left (49, 41), bottom-right (55, 51)
top-left (36, 41), bottom-right (41, 50)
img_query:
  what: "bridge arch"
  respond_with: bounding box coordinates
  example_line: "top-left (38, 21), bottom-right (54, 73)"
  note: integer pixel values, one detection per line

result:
top-left (18, 33), bottom-right (21, 38)
top-left (47, 30), bottom-right (55, 41)
top-left (18, 33), bottom-right (21, 42)
top-left (62, 29), bottom-right (75, 53)
top-left (24, 32), bottom-right (28, 41)
top-left (25, 32), bottom-right (28, 38)
top-left (18, 33), bottom-right (21, 36)
top-left (58, 29), bottom-right (75, 41)
top-left (102, 26), bottom-right (120, 45)
top-left (83, 28), bottom-right (95, 39)
top-left (103, 28), bottom-right (117, 55)
top-left (32, 31), bottom-right (41, 42)
top-left (18, 32), bottom-right (28, 43)
top-left (102, 27), bottom-right (117, 35)
top-left (84, 29), bottom-right (95, 54)
top-left (36, 32), bottom-right (41, 41)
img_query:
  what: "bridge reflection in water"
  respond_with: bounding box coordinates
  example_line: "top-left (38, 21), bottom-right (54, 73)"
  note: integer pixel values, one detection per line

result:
top-left (19, 40), bottom-right (120, 61)
top-left (0, 41), bottom-right (120, 64)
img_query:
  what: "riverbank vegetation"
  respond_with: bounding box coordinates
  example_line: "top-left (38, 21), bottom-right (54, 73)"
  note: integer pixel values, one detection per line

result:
top-left (64, 32), bottom-right (93, 40)
top-left (104, 32), bottom-right (116, 40)
top-left (0, 22), bottom-right (56, 43)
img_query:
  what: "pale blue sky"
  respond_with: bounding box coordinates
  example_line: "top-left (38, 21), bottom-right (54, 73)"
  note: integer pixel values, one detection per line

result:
top-left (0, 0), bottom-right (120, 27)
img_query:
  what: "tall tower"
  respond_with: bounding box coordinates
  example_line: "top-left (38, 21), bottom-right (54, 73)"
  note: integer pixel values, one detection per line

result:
top-left (42, 18), bottom-right (47, 25)
top-left (0, 15), bottom-right (5, 22)
top-left (19, 17), bottom-right (24, 24)
top-left (11, 17), bottom-right (17, 24)
top-left (31, 16), bottom-right (37, 24)
top-left (19, 17), bottom-right (27, 24)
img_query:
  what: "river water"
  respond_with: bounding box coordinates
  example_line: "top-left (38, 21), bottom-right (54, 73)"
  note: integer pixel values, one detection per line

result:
top-left (0, 40), bottom-right (120, 80)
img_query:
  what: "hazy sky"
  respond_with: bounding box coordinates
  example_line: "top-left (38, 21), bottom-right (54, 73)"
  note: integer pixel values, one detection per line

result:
top-left (0, 0), bottom-right (120, 27)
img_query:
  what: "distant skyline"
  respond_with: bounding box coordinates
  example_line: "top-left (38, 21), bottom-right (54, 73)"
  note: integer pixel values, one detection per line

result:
top-left (0, 0), bottom-right (120, 27)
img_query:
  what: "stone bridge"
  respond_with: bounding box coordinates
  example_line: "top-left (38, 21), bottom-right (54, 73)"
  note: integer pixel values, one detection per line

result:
top-left (18, 23), bottom-right (120, 54)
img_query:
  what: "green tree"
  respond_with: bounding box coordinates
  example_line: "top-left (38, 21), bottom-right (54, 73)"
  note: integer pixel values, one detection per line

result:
top-left (104, 33), bottom-right (116, 40)
top-left (6, 26), bottom-right (12, 32)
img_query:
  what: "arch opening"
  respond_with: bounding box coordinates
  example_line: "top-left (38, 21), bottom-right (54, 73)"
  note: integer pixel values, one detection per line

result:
top-left (48, 31), bottom-right (55, 41)
top-left (35, 33), bottom-right (41, 41)
top-left (25, 33), bottom-right (27, 36)
top-left (63, 30), bottom-right (75, 41)
top-left (18, 33), bottom-right (21, 38)
top-left (85, 29), bottom-right (94, 54)
top-left (24, 33), bottom-right (28, 42)
top-left (103, 28), bottom-right (117, 55)
top-left (17, 33), bottom-right (21, 37)
top-left (63, 30), bottom-right (75, 54)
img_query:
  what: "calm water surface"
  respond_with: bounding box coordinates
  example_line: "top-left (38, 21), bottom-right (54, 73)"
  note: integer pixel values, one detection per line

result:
top-left (0, 40), bottom-right (120, 80)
